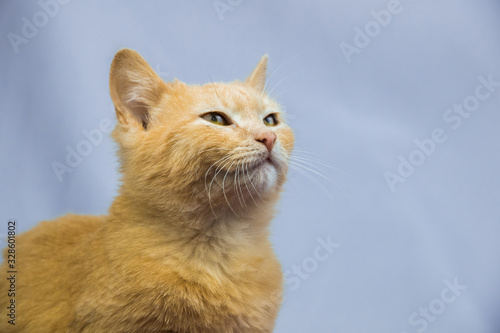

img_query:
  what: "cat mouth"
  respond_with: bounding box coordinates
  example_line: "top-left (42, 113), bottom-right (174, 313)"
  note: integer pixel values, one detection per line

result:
top-left (247, 156), bottom-right (276, 172)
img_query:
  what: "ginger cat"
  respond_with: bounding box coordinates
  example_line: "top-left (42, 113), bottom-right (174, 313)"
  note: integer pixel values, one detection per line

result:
top-left (0, 49), bottom-right (294, 333)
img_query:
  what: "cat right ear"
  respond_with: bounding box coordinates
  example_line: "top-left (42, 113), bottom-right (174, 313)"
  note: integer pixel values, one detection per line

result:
top-left (109, 49), bottom-right (166, 130)
top-left (246, 54), bottom-right (268, 92)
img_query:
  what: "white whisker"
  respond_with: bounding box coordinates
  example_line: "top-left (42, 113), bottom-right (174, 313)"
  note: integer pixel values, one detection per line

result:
top-left (290, 164), bottom-right (335, 202)
top-left (207, 155), bottom-right (233, 218)
top-left (267, 73), bottom-right (300, 100)
top-left (242, 162), bottom-right (258, 205)
top-left (290, 155), bottom-right (352, 177)
top-left (222, 160), bottom-right (239, 217)
top-left (236, 161), bottom-right (247, 208)
top-left (245, 162), bottom-right (263, 200)
top-left (262, 53), bottom-right (302, 100)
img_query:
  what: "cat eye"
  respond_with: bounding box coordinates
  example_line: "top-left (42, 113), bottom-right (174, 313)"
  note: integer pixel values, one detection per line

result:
top-left (201, 112), bottom-right (230, 126)
top-left (263, 114), bottom-right (278, 127)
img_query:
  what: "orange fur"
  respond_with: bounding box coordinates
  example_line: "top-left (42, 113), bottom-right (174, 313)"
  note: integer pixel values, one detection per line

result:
top-left (0, 49), bottom-right (294, 332)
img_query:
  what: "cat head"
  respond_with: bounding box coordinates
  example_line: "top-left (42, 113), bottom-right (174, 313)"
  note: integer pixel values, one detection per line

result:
top-left (109, 49), bottom-right (294, 218)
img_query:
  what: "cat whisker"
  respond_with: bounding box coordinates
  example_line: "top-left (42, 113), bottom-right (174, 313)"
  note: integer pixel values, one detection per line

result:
top-left (244, 161), bottom-right (263, 200)
top-left (266, 72), bottom-right (300, 100)
top-left (290, 155), bottom-right (352, 177)
top-left (236, 161), bottom-right (247, 208)
top-left (233, 161), bottom-right (238, 205)
top-left (262, 53), bottom-right (302, 100)
top-left (200, 146), bottom-right (253, 155)
top-left (222, 160), bottom-right (239, 217)
top-left (206, 155), bottom-right (233, 218)
top-left (203, 147), bottom-right (256, 189)
top-left (288, 163), bottom-right (336, 202)
top-left (208, 157), bottom-right (235, 217)
top-left (268, 85), bottom-right (298, 101)
top-left (242, 162), bottom-right (258, 205)
top-left (204, 148), bottom-right (275, 216)
top-left (274, 154), bottom-right (351, 204)
top-left (288, 160), bottom-right (348, 194)
top-left (205, 154), bottom-right (232, 193)
top-left (233, 161), bottom-right (245, 208)
top-left (279, 144), bottom-right (353, 178)
top-left (205, 70), bottom-right (224, 105)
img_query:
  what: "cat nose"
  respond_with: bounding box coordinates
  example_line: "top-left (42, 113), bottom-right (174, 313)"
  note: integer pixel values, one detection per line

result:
top-left (256, 132), bottom-right (277, 153)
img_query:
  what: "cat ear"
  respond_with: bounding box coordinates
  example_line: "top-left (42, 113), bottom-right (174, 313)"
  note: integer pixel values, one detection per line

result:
top-left (246, 54), bottom-right (268, 92)
top-left (109, 49), bottom-right (166, 130)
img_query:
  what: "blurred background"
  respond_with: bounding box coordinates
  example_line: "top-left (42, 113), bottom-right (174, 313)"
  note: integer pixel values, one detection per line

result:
top-left (1, 1), bottom-right (500, 332)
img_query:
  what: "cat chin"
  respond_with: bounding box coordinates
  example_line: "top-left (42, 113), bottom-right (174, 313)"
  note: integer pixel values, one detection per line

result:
top-left (249, 160), bottom-right (280, 193)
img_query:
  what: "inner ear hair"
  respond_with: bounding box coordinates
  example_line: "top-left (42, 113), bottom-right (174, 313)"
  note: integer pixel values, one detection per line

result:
top-left (123, 98), bottom-right (150, 130)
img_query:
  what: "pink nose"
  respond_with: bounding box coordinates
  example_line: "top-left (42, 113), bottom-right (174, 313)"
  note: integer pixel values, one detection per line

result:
top-left (256, 132), bottom-right (277, 153)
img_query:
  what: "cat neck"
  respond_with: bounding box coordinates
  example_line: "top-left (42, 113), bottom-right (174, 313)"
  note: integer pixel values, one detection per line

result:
top-left (104, 190), bottom-right (277, 269)
top-left (108, 183), bottom-right (279, 242)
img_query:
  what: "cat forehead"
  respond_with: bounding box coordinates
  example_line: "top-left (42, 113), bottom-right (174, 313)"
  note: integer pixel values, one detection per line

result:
top-left (195, 83), bottom-right (279, 116)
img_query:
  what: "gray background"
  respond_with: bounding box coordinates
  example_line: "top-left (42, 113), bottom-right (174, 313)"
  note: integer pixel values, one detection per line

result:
top-left (1, 0), bottom-right (500, 332)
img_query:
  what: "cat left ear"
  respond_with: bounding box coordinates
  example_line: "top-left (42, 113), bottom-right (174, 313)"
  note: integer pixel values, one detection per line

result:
top-left (246, 54), bottom-right (268, 92)
top-left (109, 49), bottom-right (167, 130)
